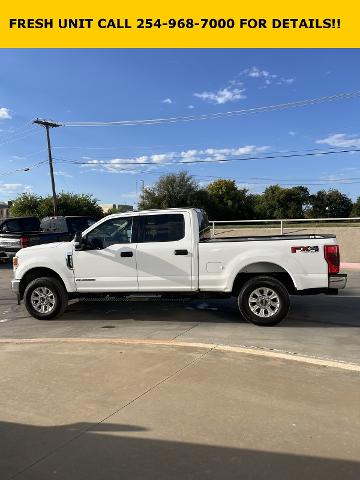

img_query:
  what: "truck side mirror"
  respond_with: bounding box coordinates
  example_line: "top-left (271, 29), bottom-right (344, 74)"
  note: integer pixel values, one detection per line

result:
top-left (74, 231), bottom-right (83, 250)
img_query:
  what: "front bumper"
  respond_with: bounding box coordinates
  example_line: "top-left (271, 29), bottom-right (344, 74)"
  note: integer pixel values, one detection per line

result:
top-left (11, 279), bottom-right (21, 294)
top-left (329, 274), bottom-right (347, 290)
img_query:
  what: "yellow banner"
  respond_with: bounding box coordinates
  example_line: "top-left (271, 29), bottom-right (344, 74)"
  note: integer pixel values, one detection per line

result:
top-left (0, 0), bottom-right (357, 48)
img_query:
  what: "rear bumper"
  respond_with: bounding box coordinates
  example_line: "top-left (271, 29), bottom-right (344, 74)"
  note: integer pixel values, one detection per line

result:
top-left (0, 250), bottom-right (17, 260)
top-left (0, 251), bottom-right (10, 261)
top-left (296, 274), bottom-right (347, 296)
top-left (329, 273), bottom-right (347, 290)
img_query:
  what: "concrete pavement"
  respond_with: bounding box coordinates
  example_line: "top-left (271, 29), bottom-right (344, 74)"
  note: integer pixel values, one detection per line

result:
top-left (1, 263), bottom-right (360, 479)
top-left (1, 341), bottom-right (360, 479)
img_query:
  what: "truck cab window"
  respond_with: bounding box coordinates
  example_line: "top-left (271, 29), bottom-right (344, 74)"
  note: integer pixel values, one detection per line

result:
top-left (3, 220), bottom-right (21, 232)
top-left (85, 217), bottom-right (133, 249)
top-left (139, 214), bottom-right (185, 243)
top-left (196, 209), bottom-right (211, 240)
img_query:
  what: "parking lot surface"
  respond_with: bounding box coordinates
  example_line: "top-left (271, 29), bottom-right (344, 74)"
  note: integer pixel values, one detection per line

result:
top-left (1, 263), bottom-right (360, 479)
top-left (1, 263), bottom-right (359, 364)
top-left (1, 341), bottom-right (360, 480)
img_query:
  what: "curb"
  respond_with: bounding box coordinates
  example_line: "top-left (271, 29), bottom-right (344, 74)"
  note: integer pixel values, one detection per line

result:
top-left (0, 337), bottom-right (359, 373)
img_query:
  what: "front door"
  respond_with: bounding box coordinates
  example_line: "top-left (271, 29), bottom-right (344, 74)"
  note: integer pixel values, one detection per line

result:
top-left (72, 215), bottom-right (138, 292)
top-left (136, 212), bottom-right (193, 291)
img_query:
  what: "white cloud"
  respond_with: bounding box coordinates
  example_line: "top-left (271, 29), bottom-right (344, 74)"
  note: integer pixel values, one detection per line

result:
top-left (80, 144), bottom-right (270, 174)
top-left (240, 66), bottom-right (294, 86)
top-left (0, 183), bottom-right (30, 195)
top-left (316, 133), bottom-right (360, 148)
top-left (0, 108), bottom-right (11, 120)
top-left (194, 86), bottom-right (246, 105)
top-left (54, 170), bottom-right (73, 178)
top-left (162, 98), bottom-right (173, 104)
top-left (188, 105), bottom-right (195, 109)
top-left (244, 66), bottom-right (276, 79)
top-left (288, 131), bottom-right (296, 136)
top-left (12, 155), bottom-right (26, 160)
top-left (278, 78), bottom-right (294, 85)
top-left (193, 66), bottom-right (293, 106)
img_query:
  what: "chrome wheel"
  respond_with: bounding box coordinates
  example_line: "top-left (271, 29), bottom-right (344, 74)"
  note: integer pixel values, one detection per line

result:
top-left (248, 287), bottom-right (280, 318)
top-left (30, 287), bottom-right (56, 314)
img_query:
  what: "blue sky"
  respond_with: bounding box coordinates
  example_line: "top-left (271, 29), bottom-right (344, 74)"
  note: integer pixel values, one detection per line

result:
top-left (1, 48), bottom-right (360, 206)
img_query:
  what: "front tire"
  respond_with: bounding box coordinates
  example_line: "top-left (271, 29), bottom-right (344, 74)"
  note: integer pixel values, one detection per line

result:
top-left (24, 277), bottom-right (68, 320)
top-left (238, 276), bottom-right (290, 326)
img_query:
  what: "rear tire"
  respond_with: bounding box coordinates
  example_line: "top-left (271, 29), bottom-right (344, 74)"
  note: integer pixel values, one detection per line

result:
top-left (24, 277), bottom-right (68, 320)
top-left (238, 276), bottom-right (290, 326)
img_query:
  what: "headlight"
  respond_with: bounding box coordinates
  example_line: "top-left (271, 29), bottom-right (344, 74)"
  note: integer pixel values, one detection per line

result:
top-left (13, 256), bottom-right (19, 268)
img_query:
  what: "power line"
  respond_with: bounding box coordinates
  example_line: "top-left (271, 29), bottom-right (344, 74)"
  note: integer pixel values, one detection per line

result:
top-left (54, 147), bottom-right (360, 166)
top-left (52, 146), bottom-right (349, 161)
top-left (128, 170), bottom-right (360, 184)
top-left (0, 127), bottom-right (40, 147)
top-left (61, 90), bottom-right (360, 127)
top-left (2, 157), bottom-right (357, 187)
top-left (0, 121), bottom-right (34, 141)
top-left (199, 178), bottom-right (360, 186)
top-left (0, 160), bottom-right (47, 177)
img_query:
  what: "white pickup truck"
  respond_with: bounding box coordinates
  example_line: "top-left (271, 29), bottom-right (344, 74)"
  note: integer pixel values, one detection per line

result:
top-left (11, 208), bottom-right (346, 326)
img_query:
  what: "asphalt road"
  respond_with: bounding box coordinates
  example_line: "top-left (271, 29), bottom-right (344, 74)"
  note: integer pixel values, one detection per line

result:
top-left (1, 263), bottom-right (359, 364)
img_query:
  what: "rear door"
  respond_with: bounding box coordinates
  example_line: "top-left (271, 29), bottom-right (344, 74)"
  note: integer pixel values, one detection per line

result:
top-left (136, 212), bottom-right (193, 291)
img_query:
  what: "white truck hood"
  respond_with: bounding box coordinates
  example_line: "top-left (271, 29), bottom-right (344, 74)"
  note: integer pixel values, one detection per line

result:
top-left (17, 242), bottom-right (73, 258)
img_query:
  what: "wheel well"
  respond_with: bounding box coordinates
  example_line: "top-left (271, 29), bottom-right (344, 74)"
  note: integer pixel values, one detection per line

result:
top-left (232, 263), bottom-right (296, 295)
top-left (19, 268), bottom-right (66, 298)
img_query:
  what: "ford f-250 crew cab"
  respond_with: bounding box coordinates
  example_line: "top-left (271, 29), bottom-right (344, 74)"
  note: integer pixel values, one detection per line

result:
top-left (11, 208), bottom-right (347, 326)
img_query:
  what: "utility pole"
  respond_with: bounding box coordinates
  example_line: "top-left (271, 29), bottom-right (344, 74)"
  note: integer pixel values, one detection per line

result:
top-left (33, 119), bottom-right (62, 216)
top-left (136, 179), bottom-right (145, 207)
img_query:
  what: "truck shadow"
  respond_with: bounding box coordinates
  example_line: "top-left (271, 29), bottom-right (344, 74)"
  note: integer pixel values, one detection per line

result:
top-left (1, 420), bottom-right (359, 480)
top-left (61, 296), bottom-right (360, 328)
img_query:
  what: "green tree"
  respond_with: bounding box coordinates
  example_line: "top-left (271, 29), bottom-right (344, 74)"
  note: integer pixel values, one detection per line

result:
top-left (105, 205), bottom-right (134, 215)
top-left (8, 193), bottom-right (43, 217)
top-left (206, 179), bottom-right (254, 220)
top-left (351, 197), bottom-right (360, 217)
top-left (254, 185), bottom-right (310, 219)
top-left (138, 171), bottom-right (201, 209)
top-left (9, 192), bottom-right (103, 219)
top-left (308, 189), bottom-right (353, 218)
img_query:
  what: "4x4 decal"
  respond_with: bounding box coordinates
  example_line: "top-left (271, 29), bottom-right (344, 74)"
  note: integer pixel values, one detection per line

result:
top-left (291, 246), bottom-right (319, 253)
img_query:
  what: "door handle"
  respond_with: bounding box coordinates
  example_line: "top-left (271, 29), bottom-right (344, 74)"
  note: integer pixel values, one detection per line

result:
top-left (174, 249), bottom-right (188, 255)
top-left (120, 251), bottom-right (133, 257)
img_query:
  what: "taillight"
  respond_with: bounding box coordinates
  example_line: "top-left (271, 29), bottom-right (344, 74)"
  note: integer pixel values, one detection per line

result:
top-left (20, 236), bottom-right (30, 248)
top-left (324, 245), bottom-right (340, 274)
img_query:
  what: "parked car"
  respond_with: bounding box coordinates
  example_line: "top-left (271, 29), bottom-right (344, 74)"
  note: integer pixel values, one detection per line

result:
top-left (11, 208), bottom-right (346, 326)
top-left (0, 216), bottom-right (95, 261)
